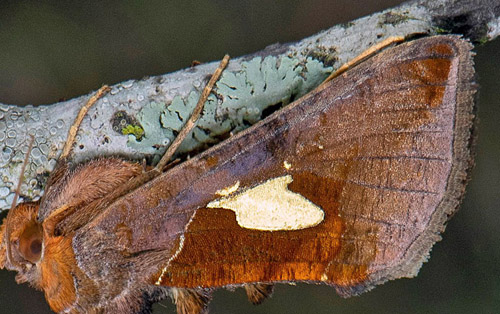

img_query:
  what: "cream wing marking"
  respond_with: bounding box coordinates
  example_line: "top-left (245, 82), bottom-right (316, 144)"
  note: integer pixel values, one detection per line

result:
top-left (214, 181), bottom-right (240, 196)
top-left (207, 175), bottom-right (324, 231)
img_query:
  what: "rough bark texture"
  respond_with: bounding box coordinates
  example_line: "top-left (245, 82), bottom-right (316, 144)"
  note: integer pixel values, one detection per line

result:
top-left (0, 0), bottom-right (498, 210)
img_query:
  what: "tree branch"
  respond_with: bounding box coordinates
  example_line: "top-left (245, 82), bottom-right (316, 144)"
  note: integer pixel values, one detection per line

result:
top-left (0, 0), bottom-right (498, 210)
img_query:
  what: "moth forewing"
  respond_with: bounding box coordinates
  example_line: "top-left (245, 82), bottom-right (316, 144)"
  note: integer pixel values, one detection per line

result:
top-left (0, 36), bottom-right (476, 314)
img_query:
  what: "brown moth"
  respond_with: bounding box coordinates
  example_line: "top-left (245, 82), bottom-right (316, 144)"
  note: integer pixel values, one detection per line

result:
top-left (0, 35), bottom-right (476, 314)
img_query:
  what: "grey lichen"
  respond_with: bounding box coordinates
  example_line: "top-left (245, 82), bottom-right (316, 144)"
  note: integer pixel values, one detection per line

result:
top-left (0, 0), bottom-right (498, 210)
top-left (214, 56), bottom-right (331, 123)
top-left (378, 11), bottom-right (411, 27)
top-left (127, 56), bottom-right (331, 159)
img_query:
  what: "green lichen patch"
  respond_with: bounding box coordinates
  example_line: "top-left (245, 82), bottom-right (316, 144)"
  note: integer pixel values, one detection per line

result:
top-left (477, 36), bottom-right (489, 45)
top-left (433, 26), bottom-right (451, 34)
top-left (111, 110), bottom-right (144, 140)
top-left (121, 124), bottom-right (144, 140)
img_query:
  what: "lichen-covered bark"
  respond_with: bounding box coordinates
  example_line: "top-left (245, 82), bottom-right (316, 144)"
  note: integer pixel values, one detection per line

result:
top-left (0, 0), bottom-right (498, 210)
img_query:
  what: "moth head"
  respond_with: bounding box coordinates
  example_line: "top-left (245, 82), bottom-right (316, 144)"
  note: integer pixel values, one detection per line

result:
top-left (0, 201), bottom-right (43, 288)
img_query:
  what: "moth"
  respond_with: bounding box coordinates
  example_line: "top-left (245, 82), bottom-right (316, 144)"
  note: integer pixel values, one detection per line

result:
top-left (0, 35), bottom-right (476, 314)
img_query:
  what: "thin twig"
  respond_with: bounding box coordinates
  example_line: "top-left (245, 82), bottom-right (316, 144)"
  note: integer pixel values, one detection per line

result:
top-left (156, 54), bottom-right (230, 171)
top-left (318, 36), bottom-right (405, 89)
top-left (60, 85), bottom-right (110, 159)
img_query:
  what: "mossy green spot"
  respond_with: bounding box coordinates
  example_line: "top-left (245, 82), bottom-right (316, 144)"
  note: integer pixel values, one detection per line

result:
top-left (434, 26), bottom-right (450, 34)
top-left (478, 36), bottom-right (489, 45)
top-left (121, 124), bottom-right (144, 141)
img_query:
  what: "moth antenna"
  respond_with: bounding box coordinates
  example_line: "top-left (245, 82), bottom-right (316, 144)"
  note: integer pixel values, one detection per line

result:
top-left (5, 135), bottom-right (35, 269)
top-left (155, 55), bottom-right (230, 171)
top-left (60, 85), bottom-right (110, 160)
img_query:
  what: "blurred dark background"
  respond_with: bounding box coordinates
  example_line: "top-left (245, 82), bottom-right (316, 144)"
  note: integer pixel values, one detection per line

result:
top-left (0, 1), bottom-right (498, 313)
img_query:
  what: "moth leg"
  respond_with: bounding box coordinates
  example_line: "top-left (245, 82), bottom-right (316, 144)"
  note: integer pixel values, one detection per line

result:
top-left (244, 283), bottom-right (275, 305)
top-left (155, 55), bottom-right (230, 171)
top-left (60, 85), bottom-right (110, 160)
top-left (171, 288), bottom-right (211, 314)
top-left (319, 35), bottom-right (405, 87)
